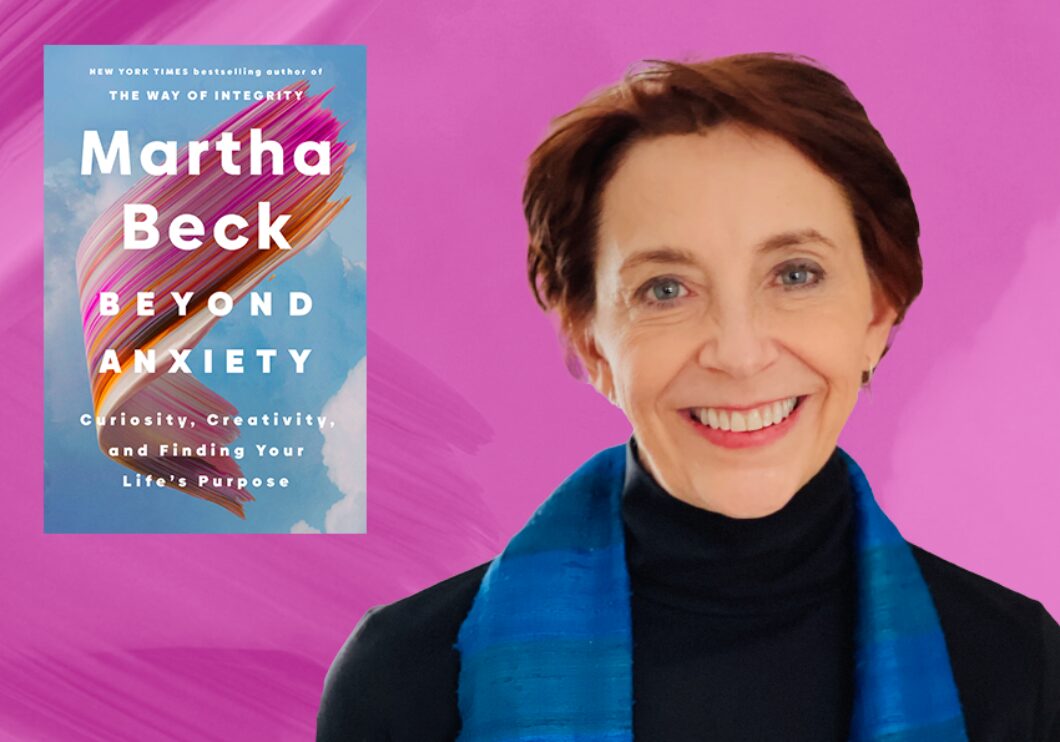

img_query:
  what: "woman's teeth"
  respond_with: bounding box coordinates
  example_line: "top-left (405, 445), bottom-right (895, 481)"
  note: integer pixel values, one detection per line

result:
top-left (694, 396), bottom-right (798, 432)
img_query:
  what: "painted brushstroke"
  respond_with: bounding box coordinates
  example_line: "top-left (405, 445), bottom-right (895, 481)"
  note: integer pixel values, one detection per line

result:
top-left (75, 81), bottom-right (351, 518)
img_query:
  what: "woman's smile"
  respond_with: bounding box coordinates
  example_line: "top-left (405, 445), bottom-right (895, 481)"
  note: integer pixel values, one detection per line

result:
top-left (684, 394), bottom-right (809, 450)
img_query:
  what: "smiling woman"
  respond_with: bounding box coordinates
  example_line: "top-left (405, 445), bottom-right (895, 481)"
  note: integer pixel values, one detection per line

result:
top-left (575, 125), bottom-right (897, 518)
top-left (318, 52), bottom-right (1060, 741)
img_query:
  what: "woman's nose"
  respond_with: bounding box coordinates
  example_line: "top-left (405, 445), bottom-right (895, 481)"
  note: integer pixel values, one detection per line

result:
top-left (695, 303), bottom-right (778, 379)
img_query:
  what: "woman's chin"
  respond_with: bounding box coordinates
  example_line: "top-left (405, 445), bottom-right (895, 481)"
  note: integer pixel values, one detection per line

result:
top-left (677, 474), bottom-right (800, 518)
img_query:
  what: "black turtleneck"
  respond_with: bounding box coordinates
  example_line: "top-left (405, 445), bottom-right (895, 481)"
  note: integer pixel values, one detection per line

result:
top-left (623, 437), bottom-right (856, 739)
top-left (318, 438), bottom-right (1060, 741)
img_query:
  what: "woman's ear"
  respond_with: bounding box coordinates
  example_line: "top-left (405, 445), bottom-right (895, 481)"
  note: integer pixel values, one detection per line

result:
top-left (864, 282), bottom-right (899, 370)
top-left (565, 315), bottom-right (618, 406)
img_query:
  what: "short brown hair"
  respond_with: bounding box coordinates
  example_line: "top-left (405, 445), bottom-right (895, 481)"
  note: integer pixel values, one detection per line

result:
top-left (524, 52), bottom-right (920, 365)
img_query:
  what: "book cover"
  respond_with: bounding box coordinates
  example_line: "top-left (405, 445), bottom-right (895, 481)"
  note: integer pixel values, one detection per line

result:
top-left (43, 45), bottom-right (366, 533)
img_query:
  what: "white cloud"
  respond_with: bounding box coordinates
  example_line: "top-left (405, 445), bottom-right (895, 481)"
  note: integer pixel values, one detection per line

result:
top-left (324, 488), bottom-right (362, 534)
top-left (290, 519), bottom-right (322, 534)
top-left (44, 253), bottom-right (76, 338)
top-left (44, 160), bottom-right (137, 337)
top-left (43, 161), bottom-right (139, 418)
top-left (44, 159), bottom-right (136, 234)
top-left (341, 256), bottom-right (366, 274)
top-left (290, 356), bottom-right (366, 534)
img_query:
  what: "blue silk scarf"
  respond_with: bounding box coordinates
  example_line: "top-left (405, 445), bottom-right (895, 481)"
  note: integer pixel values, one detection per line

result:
top-left (455, 443), bottom-right (969, 741)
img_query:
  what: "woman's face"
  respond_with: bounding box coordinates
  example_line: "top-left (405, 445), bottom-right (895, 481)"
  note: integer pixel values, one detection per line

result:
top-left (572, 124), bottom-right (897, 517)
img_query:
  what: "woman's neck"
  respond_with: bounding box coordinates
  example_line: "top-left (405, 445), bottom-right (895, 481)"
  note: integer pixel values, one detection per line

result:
top-left (621, 436), bottom-right (855, 615)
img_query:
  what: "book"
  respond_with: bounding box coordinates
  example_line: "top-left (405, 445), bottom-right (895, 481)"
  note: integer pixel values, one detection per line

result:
top-left (43, 45), bottom-right (366, 533)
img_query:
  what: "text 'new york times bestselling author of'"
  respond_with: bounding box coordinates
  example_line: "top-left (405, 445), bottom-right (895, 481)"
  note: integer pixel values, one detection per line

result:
top-left (317, 52), bottom-right (1060, 741)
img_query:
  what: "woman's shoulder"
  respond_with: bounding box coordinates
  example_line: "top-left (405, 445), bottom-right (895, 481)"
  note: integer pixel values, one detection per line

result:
top-left (909, 544), bottom-right (1060, 740)
top-left (912, 543), bottom-right (1056, 630)
top-left (316, 560), bottom-right (492, 741)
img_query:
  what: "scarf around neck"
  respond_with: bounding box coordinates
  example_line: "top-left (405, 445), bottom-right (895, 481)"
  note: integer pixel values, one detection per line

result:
top-left (454, 443), bottom-right (969, 741)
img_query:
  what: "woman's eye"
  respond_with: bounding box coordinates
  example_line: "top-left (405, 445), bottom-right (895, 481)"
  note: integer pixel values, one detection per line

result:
top-left (642, 277), bottom-right (687, 304)
top-left (776, 261), bottom-right (824, 289)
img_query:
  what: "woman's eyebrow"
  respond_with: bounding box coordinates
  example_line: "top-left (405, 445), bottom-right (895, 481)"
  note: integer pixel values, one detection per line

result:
top-left (618, 247), bottom-right (699, 276)
top-left (756, 228), bottom-right (838, 254)
top-left (618, 228), bottom-right (837, 276)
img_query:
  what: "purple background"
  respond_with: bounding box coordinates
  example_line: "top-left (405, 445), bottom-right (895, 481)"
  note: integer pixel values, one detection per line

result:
top-left (4, 1), bottom-right (1059, 738)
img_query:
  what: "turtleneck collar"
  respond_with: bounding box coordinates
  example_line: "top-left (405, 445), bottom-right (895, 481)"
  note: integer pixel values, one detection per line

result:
top-left (622, 436), bottom-right (854, 615)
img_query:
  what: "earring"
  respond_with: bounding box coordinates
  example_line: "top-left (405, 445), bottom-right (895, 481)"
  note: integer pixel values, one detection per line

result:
top-left (861, 366), bottom-right (874, 386)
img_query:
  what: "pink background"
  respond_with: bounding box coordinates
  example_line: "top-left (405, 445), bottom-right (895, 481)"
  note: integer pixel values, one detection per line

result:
top-left (3, 0), bottom-right (1059, 738)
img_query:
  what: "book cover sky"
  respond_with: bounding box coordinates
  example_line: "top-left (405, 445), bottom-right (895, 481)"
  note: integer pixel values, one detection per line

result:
top-left (43, 45), bottom-right (366, 534)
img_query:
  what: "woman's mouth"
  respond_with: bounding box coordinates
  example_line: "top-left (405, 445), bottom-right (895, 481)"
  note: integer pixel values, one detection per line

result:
top-left (684, 395), bottom-right (808, 449)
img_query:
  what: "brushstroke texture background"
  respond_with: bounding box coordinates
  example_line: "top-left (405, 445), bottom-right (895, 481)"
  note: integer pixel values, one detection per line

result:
top-left (3, 0), bottom-right (1059, 738)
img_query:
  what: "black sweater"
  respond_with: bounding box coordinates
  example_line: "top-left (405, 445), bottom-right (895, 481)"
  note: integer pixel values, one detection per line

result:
top-left (318, 439), bottom-right (1060, 741)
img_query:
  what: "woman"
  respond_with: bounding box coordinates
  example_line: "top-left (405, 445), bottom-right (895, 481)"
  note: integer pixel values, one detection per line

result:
top-left (318, 52), bottom-right (1060, 741)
